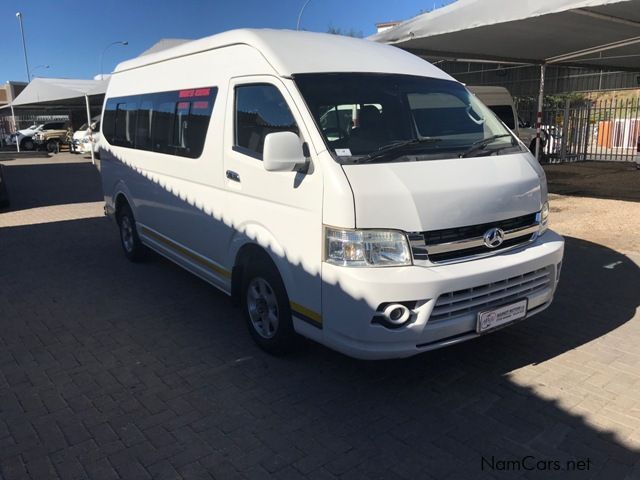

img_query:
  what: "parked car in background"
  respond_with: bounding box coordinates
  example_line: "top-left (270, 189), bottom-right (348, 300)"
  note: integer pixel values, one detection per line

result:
top-left (0, 164), bottom-right (10, 208)
top-left (4, 123), bottom-right (41, 150)
top-left (73, 116), bottom-right (101, 155)
top-left (101, 29), bottom-right (563, 360)
top-left (33, 122), bottom-right (71, 153)
top-left (4, 121), bottom-right (70, 151)
top-left (468, 86), bottom-right (544, 154)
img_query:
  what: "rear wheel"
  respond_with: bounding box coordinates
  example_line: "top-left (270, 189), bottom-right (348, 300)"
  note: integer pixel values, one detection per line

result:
top-left (242, 257), bottom-right (297, 355)
top-left (117, 203), bottom-right (146, 262)
top-left (46, 140), bottom-right (58, 153)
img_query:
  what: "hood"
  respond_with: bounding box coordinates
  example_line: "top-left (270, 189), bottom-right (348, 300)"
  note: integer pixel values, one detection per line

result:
top-left (342, 152), bottom-right (544, 232)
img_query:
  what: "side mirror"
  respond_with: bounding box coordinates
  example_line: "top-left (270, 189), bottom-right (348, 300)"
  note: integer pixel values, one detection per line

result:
top-left (263, 131), bottom-right (306, 172)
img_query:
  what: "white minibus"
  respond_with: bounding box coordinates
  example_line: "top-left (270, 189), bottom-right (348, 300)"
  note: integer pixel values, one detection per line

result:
top-left (100, 29), bottom-right (564, 359)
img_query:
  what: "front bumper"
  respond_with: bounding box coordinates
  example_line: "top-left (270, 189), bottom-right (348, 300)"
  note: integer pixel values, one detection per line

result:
top-left (318, 230), bottom-right (564, 359)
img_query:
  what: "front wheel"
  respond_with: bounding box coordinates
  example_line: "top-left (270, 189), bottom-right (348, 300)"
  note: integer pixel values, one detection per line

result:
top-left (46, 140), bottom-right (58, 153)
top-left (117, 203), bottom-right (146, 262)
top-left (21, 138), bottom-right (34, 150)
top-left (242, 258), bottom-right (297, 355)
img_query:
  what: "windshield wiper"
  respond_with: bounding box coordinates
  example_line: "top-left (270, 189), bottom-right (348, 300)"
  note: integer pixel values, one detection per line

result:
top-left (361, 138), bottom-right (442, 163)
top-left (459, 134), bottom-right (515, 158)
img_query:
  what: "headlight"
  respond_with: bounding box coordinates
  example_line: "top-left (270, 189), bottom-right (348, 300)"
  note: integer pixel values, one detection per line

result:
top-left (324, 227), bottom-right (412, 267)
top-left (539, 201), bottom-right (550, 234)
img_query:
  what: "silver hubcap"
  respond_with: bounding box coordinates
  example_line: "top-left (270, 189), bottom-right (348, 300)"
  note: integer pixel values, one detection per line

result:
top-left (121, 216), bottom-right (134, 253)
top-left (247, 277), bottom-right (279, 339)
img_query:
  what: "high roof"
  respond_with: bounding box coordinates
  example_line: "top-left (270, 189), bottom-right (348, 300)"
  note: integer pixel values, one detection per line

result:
top-left (114, 29), bottom-right (454, 81)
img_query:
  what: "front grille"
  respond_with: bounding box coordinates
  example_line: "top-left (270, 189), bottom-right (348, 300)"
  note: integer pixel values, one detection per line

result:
top-left (409, 212), bottom-right (539, 264)
top-left (422, 213), bottom-right (536, 245)
top-left (428, 236), bottom-right (529, 263)
top-left (430, 267), bottom-right (553, 323)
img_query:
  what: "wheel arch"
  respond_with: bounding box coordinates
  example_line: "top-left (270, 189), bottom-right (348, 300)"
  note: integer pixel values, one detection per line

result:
top-left (230, 233), bottom-right (294, 307)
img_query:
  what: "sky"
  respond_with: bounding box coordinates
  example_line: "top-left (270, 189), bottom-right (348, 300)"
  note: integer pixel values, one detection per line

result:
top-left (2, 0), bottom-right (453, 83)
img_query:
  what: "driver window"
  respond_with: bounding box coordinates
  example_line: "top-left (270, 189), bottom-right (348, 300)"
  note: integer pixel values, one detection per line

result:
top-left (234, 84), bottom-right (298, 158)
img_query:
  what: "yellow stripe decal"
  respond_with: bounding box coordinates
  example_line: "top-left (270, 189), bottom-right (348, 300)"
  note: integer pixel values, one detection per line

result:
top-left (140, 226), bottom-right (231, 279)
top-left (290, 301), bottom-right (322, 326)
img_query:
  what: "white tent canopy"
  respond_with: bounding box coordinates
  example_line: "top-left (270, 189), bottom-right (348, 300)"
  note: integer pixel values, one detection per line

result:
top-left (370, 0), bottom-right (640, 69)
top-left (5, 77), bottom-right (108, 162)
top-left (10, 77), bottom-right (109, 108)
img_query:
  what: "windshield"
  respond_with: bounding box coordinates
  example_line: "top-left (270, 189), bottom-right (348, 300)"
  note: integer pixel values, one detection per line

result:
top-left (294, 73), bottom-right (521, 163)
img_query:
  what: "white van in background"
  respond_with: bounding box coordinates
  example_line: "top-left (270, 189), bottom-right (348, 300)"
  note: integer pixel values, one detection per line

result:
top-left (468, 86), bottom-right (541, 153)
top-left (100, 29), bottom-right (563, 359)
top-left (73, 116), bottom-right (101, 155)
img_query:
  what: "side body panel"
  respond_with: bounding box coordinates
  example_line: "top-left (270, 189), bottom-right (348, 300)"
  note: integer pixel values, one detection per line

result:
top-left (222, 76), bottom-right (325, 335)
top-left (101, 45), bottom-right (277, 292)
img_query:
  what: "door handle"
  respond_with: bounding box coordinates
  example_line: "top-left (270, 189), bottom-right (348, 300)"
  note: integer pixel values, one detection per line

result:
top-left (226, 170), bottom-right (240, 182)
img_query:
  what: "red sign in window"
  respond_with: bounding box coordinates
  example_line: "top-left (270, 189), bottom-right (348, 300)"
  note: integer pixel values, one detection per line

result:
top-left (192, 101), bottom-right (209, 109)
top-left (179, 89), bottom-right (195, 98)
top-left (194, 88), bottom-right (210, 97)
top-left (177, 102), bottom-right (190, 110)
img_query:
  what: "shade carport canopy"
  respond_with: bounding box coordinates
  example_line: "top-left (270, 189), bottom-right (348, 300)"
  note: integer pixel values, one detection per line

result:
top-left (370, 0), bottom-right (640, 69)
top-left (9, 77), bottom-right (109, 109)
top-left (5, 77), bottom-right (108, 162)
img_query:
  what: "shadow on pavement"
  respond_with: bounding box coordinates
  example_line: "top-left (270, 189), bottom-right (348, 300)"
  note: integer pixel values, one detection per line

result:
top-left (0, 161), bottom-right (103, 212)
top-left (1, 205), bottom-right (638, 479)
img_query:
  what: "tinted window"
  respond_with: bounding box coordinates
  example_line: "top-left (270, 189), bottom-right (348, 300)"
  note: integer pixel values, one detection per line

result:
top-left (135, 100), bottom-right (153, 150)
top-left (44, 122), bottom-right (65, 130)
top-left (102, 87), bottom-right (217, 158)
top-left (235, 84), bottom-right (298, 157)
top-left (487, 105), bottom-right (516, 130)
top-left (114, 102), bottom-right (137, 147)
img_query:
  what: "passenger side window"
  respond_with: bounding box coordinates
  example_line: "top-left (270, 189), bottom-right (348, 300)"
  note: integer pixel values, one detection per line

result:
top-left (235, 84), bottom-right (298, 157)
top-left (135, 100), bottom-right (153, 150)
top-left (114, 102), bottom-right (137, 148)
top-left (102, 87), bottom-right (217, 158)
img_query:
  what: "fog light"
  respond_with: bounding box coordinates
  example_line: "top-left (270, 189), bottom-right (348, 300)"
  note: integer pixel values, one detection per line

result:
top-left (372, 303), bottom-right (412, 328)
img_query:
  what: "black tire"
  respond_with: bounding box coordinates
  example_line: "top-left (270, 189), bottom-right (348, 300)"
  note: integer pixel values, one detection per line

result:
top-left (117, 203), bottom-right (146, 262)
top-left (46, 140), bottom-right (58, 153)
top-left (242, 256), bottom-right (297, 355)
top-left (21, 138), bottom-right (34, 151)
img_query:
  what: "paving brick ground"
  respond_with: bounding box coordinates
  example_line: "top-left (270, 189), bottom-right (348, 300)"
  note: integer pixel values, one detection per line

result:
top-left (0, 155), bottom-right (639, 479)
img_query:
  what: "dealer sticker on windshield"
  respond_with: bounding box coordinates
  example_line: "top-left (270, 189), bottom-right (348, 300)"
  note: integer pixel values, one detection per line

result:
top-left (334, 148), bottom-right (352, 156)
top-left (477, 299), bottom-right (527, 333)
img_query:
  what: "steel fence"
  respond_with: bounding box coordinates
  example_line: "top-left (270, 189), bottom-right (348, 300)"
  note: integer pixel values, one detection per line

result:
top-left (0, 113), bottom-right (69, 141)
top-left (517, 96), bottom-right (640, 163)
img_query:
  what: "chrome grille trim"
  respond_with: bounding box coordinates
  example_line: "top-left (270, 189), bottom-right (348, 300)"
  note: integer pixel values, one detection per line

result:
top-left (430, 267), bottom-right (553, 322)
top-left (410, 212), bottom-right (541, 265)
top-left (426, 224), bottom-right (540, 255)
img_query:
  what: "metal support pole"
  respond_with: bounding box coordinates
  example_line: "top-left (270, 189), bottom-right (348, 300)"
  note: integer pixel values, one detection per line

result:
top-left (84, 94), bottom-right (95, 165)
top-left (559, 97), bottom-right (570, 161)
top-left (16, 13), bottom-right (31, 81)
top-left (10, 104), bottom-right (20, 153)
top-left (535, 64), bottom-right (546, 161)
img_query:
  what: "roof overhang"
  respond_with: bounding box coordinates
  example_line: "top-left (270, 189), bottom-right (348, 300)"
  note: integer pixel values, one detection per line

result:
top-left (370, 0), bottom-right (640, 71)
top-left (7, 77), bottom-right (108, 111)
